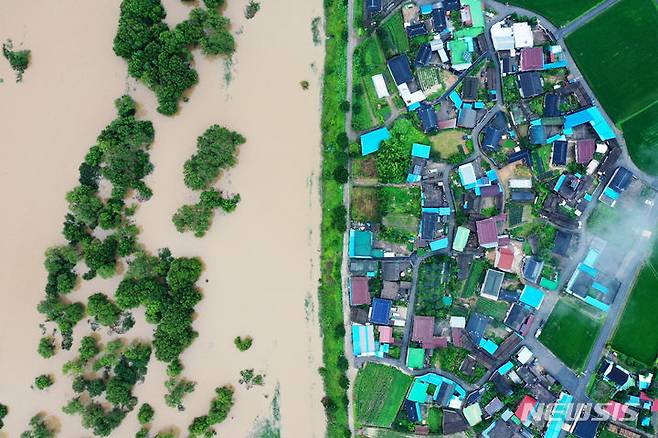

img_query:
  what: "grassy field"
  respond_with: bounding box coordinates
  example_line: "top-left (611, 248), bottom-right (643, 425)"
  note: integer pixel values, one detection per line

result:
top-left (380, 186), bottom-right (421, 217)
top-left (539, 299), bottom-right (604, 372)
top-left (427, 407), bottom-right (443, 434)
top-left (376, 12), bottom-right (409, 58)
top-left (430, 129), bottom-right (468, 159)
top-left (474, 297), bottom-right (511, 320)
top-left (415, 256), bottom-right (451, 318)
top-left (610, 238), bottom-right (658, 366)
top-left (352, 187), bottom-right (381, 222)
top-left (461, 259), bottom-right (489, 298)
top-left (621, 101), bottom-right (658, 175)
top-left (505, 0), bottom-right (604, 27)
top-left (565, 0), bottom-right (658, 124)
top-left (354, 363), bottom-right (413, 428)
top-left (317, 0), bottom-right (351, 433)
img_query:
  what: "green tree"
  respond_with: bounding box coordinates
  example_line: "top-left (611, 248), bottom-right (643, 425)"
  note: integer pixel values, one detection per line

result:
top-left (87, 293), bottom-right (121, 327)
top-left (137, 403), bottom-right (154, 425)
top-left (164, 377), bottom-right (196, 410)
top-left (37, 337), bottom-right (56, 358)
top-left (66, 185), bottom-right (104, 228)
top-left (2, 41), bottom-right (30, 82)
top-left (233, 336), bottom-right (253, 351)
top-left (79, 336), bottom-right (101, 363)
top-left (20, 413), bottom-right (54, 438)
top-left (34, 374), bottom-right (54, 390)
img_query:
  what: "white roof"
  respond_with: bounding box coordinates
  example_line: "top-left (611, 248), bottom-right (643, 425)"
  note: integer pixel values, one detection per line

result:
top-left (586, 159), bottom-right (600, 175)
top-left (491, 22), bottom-right (515, 51)
top-left (516, 346), bottom-right (533, 364)
top-left (458, 163), bottom-right (477, 186)
top-left (508, 370), bottom-right (522, 384)
top-left (509, 178), bottom-right (532, 189)
top-left (371, 74), bottom-right (390, 99)
top-left (450, 316), bottom-right (466, 328)
top-left (512, 22), bottom-right (533, 48)
top-left (596, 142), bottom-right (608, 154)
top-left (398, 83), bottom-right (426, 105)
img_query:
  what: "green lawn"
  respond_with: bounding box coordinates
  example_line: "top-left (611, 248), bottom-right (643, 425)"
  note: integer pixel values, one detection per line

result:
top-left (380, 186), bottom-right (421, 217)
top-left (415, 256), bottom-right (451, 318)
top-left (474, 297), bottom-right (510, 321)
top-left (505, 0), bottom-right (604, 27)
top-left (610, 238), bottom-right (658, 366)
top-left (354, 363), bottom-right (413, 427)
top-left (427, 407), bottom-right (443, 434)
top-left (565, 0), bottom-right (658, 124)
top-left (461, 259), bottom-right (489, 298)
top-left (622, 101), bottom-right (658, 176)
top-left (376, 12), bottom-right (409, 58)
top-left (539, 299), bottom-right (604, 372)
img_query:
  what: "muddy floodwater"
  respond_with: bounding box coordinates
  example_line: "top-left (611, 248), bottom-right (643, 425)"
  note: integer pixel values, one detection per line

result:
top-left (0, 0), bottom-right (326, 436)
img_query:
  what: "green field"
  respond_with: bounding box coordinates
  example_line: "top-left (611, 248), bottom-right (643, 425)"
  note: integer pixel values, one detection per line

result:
top-left (354, 363), bottom-right (413, 427)
top-left (566, 0), bottom-right (658, 123)
top-left (610, 238), bottom-right (658, 366)
top-left (474, 297), bottom-right (510, 320)
top-left (505, 0), bottom-right (604, 27)
top-left (461, 259), bottom-right (489, 298)
top-left (539, 299), bottom-right (604, 371)
top-left (376, 12), bottom-right (409, 58)
top-left (621, 101), bottom-right (658, 175)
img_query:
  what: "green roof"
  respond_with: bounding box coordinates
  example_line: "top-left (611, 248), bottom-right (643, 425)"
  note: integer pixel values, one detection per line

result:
top-left (448, 39), bottom-right (470, 66)
top-left (408, 380), bottom-right (430, 403)
top-left (349, 230), bottom-right (374, 258)
top-left (453, 226), bottom-right (470, 252)
top-left (407, 348), bottom-right (425, 369)
top-left (461, 0), bottom-right (485, 29)
top-left (539, 276), bottom-right (559, 291)
top-left (454, 26), bottom-right (484, 38)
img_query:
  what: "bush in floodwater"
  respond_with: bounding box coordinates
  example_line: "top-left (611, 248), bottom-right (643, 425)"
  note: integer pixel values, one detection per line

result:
top-left (234, 336), bottom-right (253, 351)
top-left (245, 1), bottom-right (260, 19)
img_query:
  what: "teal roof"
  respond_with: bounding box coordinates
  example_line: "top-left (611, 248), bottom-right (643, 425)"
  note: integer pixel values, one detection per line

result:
top-left (360, 127), bottom-right (391, 155)
top-left (520, 285), bottom-right (544, 309)
top-left (584, 296), bottom-right (609, 312)
top-left (407, 347), bottom-right (425, 369)
top-left (408, 380), bottom-right (430, 403)
top-left (563, 107), bottom-right (615, 140)
top-left (349, 230), bottom-right (374, 258)
top-left (498, 361), bottom-right (514, 375)
top-left (544, 393), bottom-right (573, 438)
top-left (479, 338), bottom-right (498, 355)
top-left (412, 143), bottom-right (431, 159)
top-left (430, 238), bottom-right (449, 251)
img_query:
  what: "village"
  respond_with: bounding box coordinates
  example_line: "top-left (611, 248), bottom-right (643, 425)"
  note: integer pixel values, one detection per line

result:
top-left (345, 0), bottom-right (658, 437)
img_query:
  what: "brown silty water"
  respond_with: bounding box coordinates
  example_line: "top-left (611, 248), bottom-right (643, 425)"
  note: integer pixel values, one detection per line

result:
top-left (0, 0), bottom-right (326, 436)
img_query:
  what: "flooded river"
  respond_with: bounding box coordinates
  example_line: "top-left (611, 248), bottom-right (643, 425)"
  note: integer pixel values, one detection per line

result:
top-left (0, 0), bottom-right (326, 436)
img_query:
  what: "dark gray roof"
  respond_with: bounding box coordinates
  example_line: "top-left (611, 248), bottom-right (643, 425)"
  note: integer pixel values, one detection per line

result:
top-left (415, 43), bottom-right (432, 67)
top-left (544, 93), bottom-right (560, 117)
top-left (466, 312), bottom-right (490, 343)
top-left (483, 126), bottom-right (503, 151)
top-left (492, 373), bottom-right (513, 396)
top-left (552, 140), bottom-right (568, 165)
top-left (519, 72), bottom-right (542, 98)
top-left (432, 8), bottom-right (447, 32)
top-left (387, 54), bottom-right (413, 85)
top-left (366, 0), bottom-right (382, 12)
top-left (406, 22), bottom-right (428, 38)
top-left (457, 107), bottom-right (477, 128)
top-left (442, 409), bottom-right (469, 435)
top-left (462, 76), bottom-right (479, 101)
top-left (504, 303), bottom-right (531, 332)
top-left (481, 269), bottom-right (505, 298)
top-left (553, 230), bottom-right (573, 256)
top-left (608, 167), bottom-right (633, 192)
top-left (442, 0), bottom-right (461, 11)
top-left (572, 418), bottom-right (602, 438)
top-left (418, 103), bottom-right (439, 133)
top-left (499, 289), bottom-right (520, 302)
top-left (421, 212), bottom-right (440, 240)
top-left (511, 189), bottom-right (534, 202)
top-left (508, 149), bottom-right (532, 167)
top-left (523, 257), bottom-right (543, 283)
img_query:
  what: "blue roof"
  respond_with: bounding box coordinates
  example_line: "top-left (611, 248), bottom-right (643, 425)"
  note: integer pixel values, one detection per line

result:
top-left (432, 8), bottom-right (447, 32)
top-left (486, 169), bottom-right (498, 181)
top-left (529, 125), bottom-right (546, 144)
top-left (449, 90), bottom-right (463, 109)
top-left (474, 101), bottom-right (485, 109)
top-left (371, 298), bottom-right (392, 324)
top-left (479, 338), bottom-right (499, 355)
top-left (552, 141), bottom-right (567, 165)
top-left (545, 393), bottom-right (573, 438)
top-left (438, 207), bottom-right (451, 216)
top-left (544, 93), bottom-right (560, 118)
top-left (520, 285), bottom-right (544, 309)
top-left (412, 143), bottom-right (431, 158)
top-left (406, 22), bottom-right (428, 38)
top-left (420, 4), bottom-right (433, 13)
top-left (430, 238), bottom-right (449, 251)
top-left (407, 101), bottom-right (421, 111)
top-left (563, 107), bottom-right (615, 140)
top-left (554, 174), bottom-right (566, 192)
top-left (584, 296), bottom-right (609, 312)
top-left (508, 149), bottom-right (532, 166)
top-left (543, 60), bottom-right (568, 70)
top-left (578, 262), bottom-right (598, 278)
top-left (407, 173), bottom-right (422, 183)
top-left (360, 127), bottom-right (391, 155)
top-left (546, 134), bottom-right (565, 144)
top-left (498, 361), bottom-right (514, 375)
top-left (482, 126), bottom-right (503, 151)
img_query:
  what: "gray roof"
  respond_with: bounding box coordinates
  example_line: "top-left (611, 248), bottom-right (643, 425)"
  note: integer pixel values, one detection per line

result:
top-left (481, 269), bottom-right (505, 298)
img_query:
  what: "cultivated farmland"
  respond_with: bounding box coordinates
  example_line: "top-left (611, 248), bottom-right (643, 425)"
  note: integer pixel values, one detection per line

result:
top-left (505, 0), bottom-right (604, 27)
top-left (539, 298), bottom-right (604, 372)
top-left (610, 238), bottom-right (658, 366)
top-left (354, 363), bottom-right (413, 427)
top-left (565, 0), bottom-right (658, 123)
top-left (621, 102), bottom-right (658, 176)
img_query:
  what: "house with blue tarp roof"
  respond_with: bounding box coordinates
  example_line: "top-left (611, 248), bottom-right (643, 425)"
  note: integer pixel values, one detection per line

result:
top-left (544, 393), bottom-right (573, 438)
top-left (479, 338), bottom-right (499, 355)
top-left (360, 127), bottom-right (390, 155)
top-left (412, 143), bottom-right (431, 158)
top-left (352, 324), bottom-right (376, 357)
top-left (370, 298), bottom-right (392, 324)
top-left (430, 238), bottom-right (449, 251)
top-left (406, 373), bottom-right (466, 417)
top-left (520, 285), bottom-right (544, 309)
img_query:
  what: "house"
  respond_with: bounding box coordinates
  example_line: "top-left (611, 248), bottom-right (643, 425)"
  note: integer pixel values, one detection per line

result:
top-left (520, 47), bottom-right (544, 71)
top-left (458, 162), bottom-right (477, 188)
top-left (349, 229), bottom-right (377, 258)
top-left (370, 298), bottom-right (392, 324)
top-left (466, 312), bottom-right (490, 343)
top-left (529, 125), bottom-right (546, 145)
top-left (552, 140), bottom-right (568, 165)
top-left (515, 395), bottom-right (538, 425)
top-left (443, 0), bottom-right (461, 11)
top-left (518, 71), bottom-right (542, 98)
top-left (504, 303), bottom-right (532, 333)
top-left (571, 417), bottom-right (602, 438)
top-left (544, 93), bottom-right (560, 117)
top-left (490, 21), bottom-right (514, 51)
top-left (349, 277), bottom-right (371, 305)
top-left (360, 127), bottom-right (391, 155)
top-left (499, 289), bottom-right (520, 302)
top-left (510, 190), bottom-right (534, 203)
top-left (415, 43), bottom-right (433, 67)
top-left (600, 166), bottom-right (633, 206)
top-left (462, 76), bottom-right (479, 101)
top-left (379, 325), bottom-right (394, 344)
top-left (406, 22), bottom-right (428, 38)
top-left (453, 226), bottom-right (471, 252)
top-left (564, 106), bottom-right (615, 141)
top-left (457, 107), bottom-right (478, 128)
top-left (352, 323), bottom-right (376, 357)
top-left (420, 212), bottom-right (441, 240)
top-left (387, 54), bottom-right (414, 86)
top-left (520, 285), bottom-right (545, 309)
top-left (495, 247), bottom-right (515, 271)
top-left (507, 149), bottom-right (532, 166)
top-left (366, 0), bottom-right (382, 13)
top-left (481, 269), bottom-right (505, 300)
top-left (553, 230), bottom-right (573, 256)
top-left (432, 8), bottom-right (447, 32)
top-left (599, 360), bottom-right (632, 388)
top-left (509, 178), bottom-right (532, 189)
top-left (522, 257), bottom-right (543, 283)
top-left (484, 397), bottom-right (504, 417)
top-left (463, 403), bottom-right (483, 426)
top-left (576, 139), bottom-right (595, 164)
top-left (482, 125), bottom-right (503, 151)
top-left (371, 74), bottom-right (389, 98)
top-left (442, 410), bottom-right (469, 434)
top-left (418, 103), bottom-right (439, 133)
top-left (512, 22), bottom-right (533, 48)
top-left (492, 373), bottom-right (513, 396)
top-left (475, 215), bottom-right (506, 248)
top-left (412, 316), bottom-right (435, 343)
top-left (382, 261), bottom-right (409, 281)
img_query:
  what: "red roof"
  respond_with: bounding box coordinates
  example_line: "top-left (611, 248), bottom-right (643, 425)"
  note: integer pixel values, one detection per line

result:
top-left (606, 401), bottom-right (628, 421)
top-left (496, 247), bottom-right (515, 271)
top-left (412, 316), bottom-right (435, 342)
top-left (515, 395), bottom-right (538, 423)
top-left (422, 336), bottom-right (449, 349)
top-left (476, 217), bottom-right (499, 246)
top-left (576, 139), bottom-right (596, 164)
top-left (521, 47), bottom-right (544, 71)
top-left (350, 277), bottom-right (371, 305)
top-left (640, 392), bottom-right (651, 402)
top-left (652, 399), bottom-right (658, 413)
top-left (438, 118), bottom-right (457, 129)
top-left (379, 325), bottom-right (394, 344)
top-left (415, 425), bottom-right (430, 435)
top-left (452, 328), bottom-right (464, 347)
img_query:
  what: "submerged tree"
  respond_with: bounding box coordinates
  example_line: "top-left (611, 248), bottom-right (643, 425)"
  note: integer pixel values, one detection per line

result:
top-left (2, 40), bottom-right (30, 82)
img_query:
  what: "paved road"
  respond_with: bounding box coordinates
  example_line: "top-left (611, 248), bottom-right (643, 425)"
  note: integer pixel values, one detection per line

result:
top-left (557, 0), bottom-right (620, 38)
